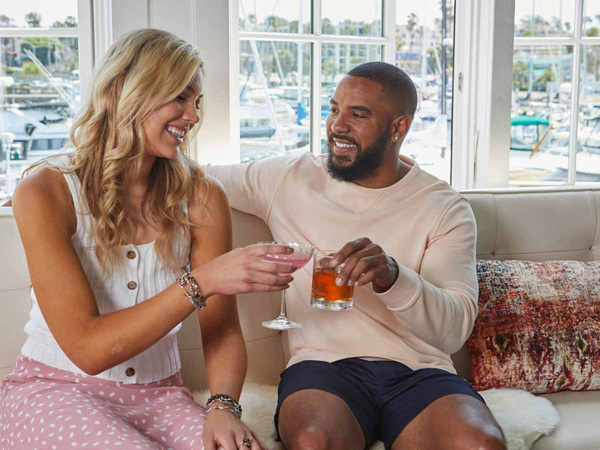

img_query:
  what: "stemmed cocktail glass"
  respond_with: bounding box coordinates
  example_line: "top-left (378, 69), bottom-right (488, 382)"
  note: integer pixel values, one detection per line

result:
top-left (260, 241), bottom-right (314, 330)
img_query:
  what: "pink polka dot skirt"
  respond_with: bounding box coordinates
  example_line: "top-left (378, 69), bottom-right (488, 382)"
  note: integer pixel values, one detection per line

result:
top-left (0, 355), bottom-right (207, 449)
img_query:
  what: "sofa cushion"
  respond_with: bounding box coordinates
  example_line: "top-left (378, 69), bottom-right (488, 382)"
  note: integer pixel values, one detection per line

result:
top-left (467, 259), bottom-right (600, 394)
top-left (533, 391), bottom-right (600, 449)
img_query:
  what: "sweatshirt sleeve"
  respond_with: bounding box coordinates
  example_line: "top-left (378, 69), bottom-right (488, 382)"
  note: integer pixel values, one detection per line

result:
top-left (376, 197), bottom-right (478, 355)
top-left (202, 155), bottom-right (294, 222)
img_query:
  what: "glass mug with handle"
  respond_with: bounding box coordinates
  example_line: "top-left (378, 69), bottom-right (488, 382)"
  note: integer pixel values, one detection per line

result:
top-left (311, 249), bottom-right (354, 311)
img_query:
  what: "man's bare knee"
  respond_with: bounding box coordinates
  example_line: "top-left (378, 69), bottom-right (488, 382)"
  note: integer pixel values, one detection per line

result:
top-left (449, 426), bottom-right (506, 450)
top-left (284, 428), bottom-right (329, 450)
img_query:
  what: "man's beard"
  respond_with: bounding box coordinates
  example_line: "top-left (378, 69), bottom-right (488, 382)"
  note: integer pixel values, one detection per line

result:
top-left (326, 124), bottom-right (390, 183)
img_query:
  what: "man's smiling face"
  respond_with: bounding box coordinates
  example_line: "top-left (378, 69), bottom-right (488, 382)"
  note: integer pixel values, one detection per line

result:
top-left (325, 75), bottom-right (394, 182)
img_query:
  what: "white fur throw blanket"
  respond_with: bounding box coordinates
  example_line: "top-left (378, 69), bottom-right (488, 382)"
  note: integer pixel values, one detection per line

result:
top-left (194, 384), bottom-right (559, 450)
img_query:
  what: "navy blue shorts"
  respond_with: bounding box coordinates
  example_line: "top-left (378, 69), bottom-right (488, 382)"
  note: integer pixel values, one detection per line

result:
top-left (274, 358), bottom-right (485, 449)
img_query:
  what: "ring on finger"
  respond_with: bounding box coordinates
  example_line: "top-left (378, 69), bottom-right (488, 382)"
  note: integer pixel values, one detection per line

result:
top-left (237, 436), bottom-right (252, 448)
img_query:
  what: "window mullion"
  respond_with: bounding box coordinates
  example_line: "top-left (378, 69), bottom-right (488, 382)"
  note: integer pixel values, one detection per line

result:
top-left (452, 0), bottom-right (477, 190)
top-left (92, 0), bottom-right (114, 64)
top-left (311, 0), bottom-right (323, 156)
top-left (77, 0), bottom-right (94, 105)
top-left (239, 31), bottom-right (387, 46)
top-left (239, 31), bottom-right (316, 42)
top-left (311, 42), bottom-right (323, 156)
top-left (313, 0), bottom-right (322, 37)
top-left (567, 0), bottom-right (584, 185)
top-left (383, 0), bottom-right (395, 64)
top-left (513, 37), bottom-right (577, 46)
top-left (0, 28), bottom-right (79, 38)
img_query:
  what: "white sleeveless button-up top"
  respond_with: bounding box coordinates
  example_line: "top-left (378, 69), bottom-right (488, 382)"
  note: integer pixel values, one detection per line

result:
top-left (21, 155), bottom-right (191, 384)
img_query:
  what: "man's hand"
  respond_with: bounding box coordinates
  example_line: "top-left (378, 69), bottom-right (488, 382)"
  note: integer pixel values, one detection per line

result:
top-left (332, 237), bottom-right (399, 293)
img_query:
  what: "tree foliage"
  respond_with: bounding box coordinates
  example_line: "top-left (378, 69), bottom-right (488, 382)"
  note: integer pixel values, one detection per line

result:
top-left (25, 12), bottom-right (41, 27)
top-left (513, 60), bottom-right (529, 91)
top-left (23, 61), bottom-right (42, 75)
top-left (407, 13), bottom-right (419, 32)
top-left (0, 15), bottom-right (14, 27)
top-left (52, 16), bottom-right (78, 28)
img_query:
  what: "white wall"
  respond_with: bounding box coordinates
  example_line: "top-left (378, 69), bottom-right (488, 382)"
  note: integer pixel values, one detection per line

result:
top-left (452, 0), bottom-right (515, 189)
top-left (107, 0), bottom-right (238, 164)
top-left (475, 0), bottom-right (515, 188)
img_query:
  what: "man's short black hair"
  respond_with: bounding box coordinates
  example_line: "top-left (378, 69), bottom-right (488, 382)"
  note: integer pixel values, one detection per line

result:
top-left (347, 62), bottom-right (418, 119)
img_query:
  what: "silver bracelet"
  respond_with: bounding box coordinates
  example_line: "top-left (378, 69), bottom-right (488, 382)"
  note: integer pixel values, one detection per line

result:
top-left (206, 393), bottom-right (243, 418)
top-left (177, 271), bottom-right (206, 311)
top-left (206, 404), bottom-right (242, 418)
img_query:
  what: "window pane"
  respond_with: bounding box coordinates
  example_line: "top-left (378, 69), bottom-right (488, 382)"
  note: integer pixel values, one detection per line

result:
top-left (0, 1), bottom-right (78, 28)
top-left (583, 0), bottom-right (600, 37)
top-left (510, 45), bottom-right (573, 184)
top-left (239, 0), bottom-right (311, 33)
top-left (514, 0), bottom-right (575, 37)
top-left (576, 45), bottom-right (600, 183)
top-left (239, 40), bottom-right (310, 163)
top-left (0, 37), bottom-right (79, 201)
top-left (320, 44), bottom-right (382, 153)
top-left (322, 1), bottom-right (382, 37)
top-left (395, 0), bottom-right (454, 183)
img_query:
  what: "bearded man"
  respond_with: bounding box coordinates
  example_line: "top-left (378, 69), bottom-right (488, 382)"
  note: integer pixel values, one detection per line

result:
top-left (204, 62), bottom-right (505, 450)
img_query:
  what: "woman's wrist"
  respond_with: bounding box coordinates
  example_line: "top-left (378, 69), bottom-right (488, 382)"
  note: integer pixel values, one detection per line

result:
top-left (176, 271), bottom-right (207, 310)
top-left (206, 394), bottom-right (242, 418)
top-left (190, 265), bottom-right (215, 299)
top-left (206, 403), bottom-right (241, 418)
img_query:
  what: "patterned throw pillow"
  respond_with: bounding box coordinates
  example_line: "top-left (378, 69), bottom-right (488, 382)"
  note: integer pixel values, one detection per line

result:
top-left (467, 259), bottom-right (600, 394)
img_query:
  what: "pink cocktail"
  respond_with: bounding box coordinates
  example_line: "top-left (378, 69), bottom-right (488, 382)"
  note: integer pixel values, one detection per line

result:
top-left (260, 242), bottom-right (314, 330)
top-left (262, 253), bottom-right (311, 272)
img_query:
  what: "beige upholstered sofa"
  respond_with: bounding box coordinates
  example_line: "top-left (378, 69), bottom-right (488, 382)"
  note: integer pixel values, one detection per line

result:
top-left (2, 187), bottom-right (600, 449)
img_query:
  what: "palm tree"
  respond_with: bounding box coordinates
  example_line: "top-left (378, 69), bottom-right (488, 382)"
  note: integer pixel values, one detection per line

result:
top-left (407, 13), bottom-right (418, 33)
top-left (0, 15), bottom-right (14, 27)
top-left (25, 12), bottom-right (42, 28)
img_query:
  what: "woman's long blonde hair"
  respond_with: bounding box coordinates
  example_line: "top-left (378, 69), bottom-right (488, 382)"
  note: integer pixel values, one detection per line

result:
top-left (27, 28), bottom-right (208, 274)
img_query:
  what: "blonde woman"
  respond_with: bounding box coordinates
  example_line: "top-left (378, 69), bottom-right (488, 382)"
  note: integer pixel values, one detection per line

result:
top-left (0, 29), bottom-right (293, 450)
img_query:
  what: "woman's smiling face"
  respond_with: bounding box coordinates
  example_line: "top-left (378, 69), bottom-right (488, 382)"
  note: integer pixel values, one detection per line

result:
top-left (142, 71), bottom-right (203, 159)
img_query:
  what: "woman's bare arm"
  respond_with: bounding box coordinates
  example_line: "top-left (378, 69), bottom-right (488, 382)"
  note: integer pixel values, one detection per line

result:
top-left (13, 170), bottom-right (294, 376)
top-left (191, 177), bottom-right (247, 400)
top-left (13, 168), bottom-right (196, 375)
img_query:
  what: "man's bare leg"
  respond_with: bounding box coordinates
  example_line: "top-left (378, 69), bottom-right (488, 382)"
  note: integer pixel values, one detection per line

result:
top-left (391, 394), bottom-right (505, 450)
top-left (278, 389), bottom-right (366, 450)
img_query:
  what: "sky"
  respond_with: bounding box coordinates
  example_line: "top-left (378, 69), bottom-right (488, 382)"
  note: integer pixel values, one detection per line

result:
top-left (2, 1), bottom-right (598, 31)
top-left (514, 0), bottom-right (600, 27)
top-left (1, 0), bottom-right (78, 27)
top-left (240, 0), bottom-right (444, 28)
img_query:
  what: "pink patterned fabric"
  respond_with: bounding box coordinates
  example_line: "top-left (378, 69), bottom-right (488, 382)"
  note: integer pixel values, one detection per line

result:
top-left (0, 355), bottom-right (207, 449)
top-left (467, 259), bottom-right (600, 394)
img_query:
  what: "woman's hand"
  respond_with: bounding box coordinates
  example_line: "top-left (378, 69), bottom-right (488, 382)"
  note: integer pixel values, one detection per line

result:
top-left (203, 409), bottom-right (268, 450)
top-left (193, 243), bottom-right (296, 298)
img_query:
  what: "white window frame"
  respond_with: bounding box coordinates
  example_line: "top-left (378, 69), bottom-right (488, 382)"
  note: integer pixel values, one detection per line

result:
top-left (451, 0), bottom-right (516, 190)
top-left (511, 0), bottom-right (600, 186)
top-left (93, 0), bottom-right (470, 185)
top-left (0, 0), bottom-right (94, 103)
top-left (235, 0), bottom-right (396, 160)
top-left (455, 0), bottom-right (600, 189)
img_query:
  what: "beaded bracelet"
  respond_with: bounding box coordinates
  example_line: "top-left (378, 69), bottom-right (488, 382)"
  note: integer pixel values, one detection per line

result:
top-left (206, 393), bottom-right (243, 418)
top-left (177, 271), bottom-right (206, 311)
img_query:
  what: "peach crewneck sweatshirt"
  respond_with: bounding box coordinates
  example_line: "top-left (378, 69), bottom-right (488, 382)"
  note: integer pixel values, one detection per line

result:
top-left (205, 153), bottom-right (478, 374)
